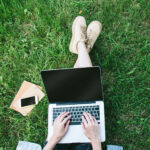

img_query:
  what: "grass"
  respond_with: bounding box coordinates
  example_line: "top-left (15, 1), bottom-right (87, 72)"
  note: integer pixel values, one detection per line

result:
top-left (0, 0), bottom-right (150, 149)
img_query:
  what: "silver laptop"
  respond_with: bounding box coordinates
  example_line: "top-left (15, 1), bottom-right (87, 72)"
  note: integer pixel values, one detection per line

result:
top-left (41, 66), bottom-right (106, 143)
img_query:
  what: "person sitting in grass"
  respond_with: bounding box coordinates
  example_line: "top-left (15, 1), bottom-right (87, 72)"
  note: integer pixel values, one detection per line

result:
top-left (43, 16), bottom-right (102, 150)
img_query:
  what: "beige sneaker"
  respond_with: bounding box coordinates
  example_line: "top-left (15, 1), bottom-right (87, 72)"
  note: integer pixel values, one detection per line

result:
top-left (69, 16), bottom-right (87, 54)
top-left (86, 21), bottom-right (102, 53)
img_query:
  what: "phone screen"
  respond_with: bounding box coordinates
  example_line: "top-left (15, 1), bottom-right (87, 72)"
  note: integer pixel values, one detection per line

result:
top-left (21, 96), bottom-right (36, 107)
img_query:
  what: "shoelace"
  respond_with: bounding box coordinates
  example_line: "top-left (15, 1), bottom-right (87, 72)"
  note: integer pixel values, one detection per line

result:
top-left (86, 29), bottom-right (93, 50)
top-left (80, 25), bottom-right (87, 42)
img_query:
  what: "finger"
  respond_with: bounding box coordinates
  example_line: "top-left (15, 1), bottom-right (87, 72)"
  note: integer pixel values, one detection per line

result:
top-left (55, 112), bottom-right (65, 122)
top-left (65, 120), bottom-right (70, 131)
top-left (93, 117), bottom-right (98, 126)
top-left (82, 115), bottom-right (88, 127)
top-left (54, 112), bottom-right (65, 122)
top-left (57, 112), bottom-right (66, 118)
top-left (81, 122), bottom-right (85, 130)
top-left (83, 112), bottom-right (91, 124)
top-left (60, 112), bottom-right (70, 121)
top-left (62, 115), bottom-right (72, 124)
top-left (87, 113), bottom-right (95, 124)
top-left (92, 116), bottom-right (96, 122)
top-left (92, 116), bottom-right (98, 125)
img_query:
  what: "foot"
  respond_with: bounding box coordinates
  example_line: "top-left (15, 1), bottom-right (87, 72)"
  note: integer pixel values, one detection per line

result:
top-left (86, 21), bottom-right (102, 53)
top-left (69, 16), bottom-right (87, 54)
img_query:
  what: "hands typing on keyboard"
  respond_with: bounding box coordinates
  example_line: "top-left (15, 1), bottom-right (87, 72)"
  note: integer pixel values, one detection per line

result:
top-left (53, 105), bottom-right (100, 125)
top-left (44, 111), bottom-right (102, 150)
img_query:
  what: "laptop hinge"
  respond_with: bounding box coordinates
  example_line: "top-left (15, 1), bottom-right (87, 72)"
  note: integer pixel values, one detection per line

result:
top-left (56, 101), bottom-right (96, 106)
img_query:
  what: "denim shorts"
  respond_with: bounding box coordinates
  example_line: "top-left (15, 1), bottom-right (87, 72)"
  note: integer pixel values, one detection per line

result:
top-left (43, 141), bottom-right (92, 150)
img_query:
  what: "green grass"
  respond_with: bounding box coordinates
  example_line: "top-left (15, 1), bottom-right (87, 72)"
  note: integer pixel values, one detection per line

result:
top-left (0, 0), bottom-right (150, 149)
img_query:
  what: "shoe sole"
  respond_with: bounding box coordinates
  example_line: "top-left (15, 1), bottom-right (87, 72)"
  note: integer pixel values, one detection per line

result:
top-left (69, 16), bottom-right (84, 54)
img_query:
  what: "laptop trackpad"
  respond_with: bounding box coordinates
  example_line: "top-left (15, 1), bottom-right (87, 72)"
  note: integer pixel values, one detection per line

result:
top-left (59, 125), bottom-right (90, 143)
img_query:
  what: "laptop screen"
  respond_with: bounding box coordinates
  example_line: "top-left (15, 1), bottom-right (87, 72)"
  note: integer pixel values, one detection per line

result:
top-left (41, 66), bottom-right (103, 103)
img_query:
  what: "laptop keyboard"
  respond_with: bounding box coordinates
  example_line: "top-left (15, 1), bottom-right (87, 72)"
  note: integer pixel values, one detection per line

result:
top-left (53, 105), bottom-right (100, 125)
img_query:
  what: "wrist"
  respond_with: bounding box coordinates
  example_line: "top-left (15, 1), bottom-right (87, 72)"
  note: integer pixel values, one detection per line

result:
top-left (91, 138), bottom-right (102, 150)
top-left (90, 138), bottom-right (101, 144)
top-left (48, 136), bottom-right (58, 148)
top-left (51, 135), bottom-right (61, 143)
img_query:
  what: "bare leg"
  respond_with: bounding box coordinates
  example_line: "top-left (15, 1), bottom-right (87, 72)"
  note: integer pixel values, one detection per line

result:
top-left (74, 58), bottom-right (79, 68)
top-left (74, 42), bottom-right (92, 68)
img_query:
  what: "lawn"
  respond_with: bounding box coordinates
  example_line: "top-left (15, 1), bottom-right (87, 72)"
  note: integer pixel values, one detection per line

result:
top-left (0, 0), bottom-right (150, 149)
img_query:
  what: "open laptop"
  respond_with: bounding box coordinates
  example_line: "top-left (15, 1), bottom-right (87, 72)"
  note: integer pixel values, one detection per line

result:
top-left (41, 66), bottom-right (106, 143)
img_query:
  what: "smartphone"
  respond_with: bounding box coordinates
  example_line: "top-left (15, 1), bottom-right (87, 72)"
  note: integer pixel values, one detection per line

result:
top-left (19, 96), bottom-right (38, 108)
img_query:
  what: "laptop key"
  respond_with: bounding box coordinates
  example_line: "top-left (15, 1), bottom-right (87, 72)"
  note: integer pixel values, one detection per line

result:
top-left (95, 108), bottom-right (99, 111)
top-left (96, 116), bottom-right (100, 120)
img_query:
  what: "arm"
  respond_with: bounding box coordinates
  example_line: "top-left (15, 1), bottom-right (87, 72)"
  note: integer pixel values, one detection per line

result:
top-left (81, 112), bottom-right (102, 150)
top-left (91, 140), bottom-right (102, 150)
top-left (43, 112), bottom-right (71, 150)
top-left (43, 136), bottom-right (58, 150)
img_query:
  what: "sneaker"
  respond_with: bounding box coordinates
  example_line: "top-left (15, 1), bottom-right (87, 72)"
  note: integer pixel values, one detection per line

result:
top-left (69, 16), bottom-right (87, 54)
top-left (86, 21), bottom-right (102, 53)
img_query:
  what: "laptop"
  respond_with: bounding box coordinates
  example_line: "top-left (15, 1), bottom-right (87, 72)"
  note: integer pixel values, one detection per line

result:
top-left (41, 66), bottom-right (106, 143)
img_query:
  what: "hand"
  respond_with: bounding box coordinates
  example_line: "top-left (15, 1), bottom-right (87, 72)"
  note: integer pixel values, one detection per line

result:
top-left (81, 112), bottom-right (100, 142)
top-left (52, 112), bottom-right (71, 142)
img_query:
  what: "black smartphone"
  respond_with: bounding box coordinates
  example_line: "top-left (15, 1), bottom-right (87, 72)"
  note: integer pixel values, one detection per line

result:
top-left (19, 96), bottom-right (38, 107)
